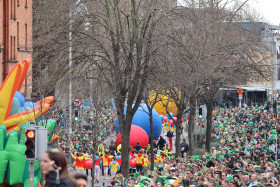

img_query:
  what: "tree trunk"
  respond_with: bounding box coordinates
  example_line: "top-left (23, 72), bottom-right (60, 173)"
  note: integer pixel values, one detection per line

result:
top-left (119, 108), bottom-right (133, 178)
top-left (205, 100), bottom-right (214, 151)
top-left (120, 123), bottom-right (131, 178)
top-left (175, 112), bottom-right (183, 155)
top-left (188, 98), bottom-right (195, 155)
top-left (149, 112), bottom-right (155, 171)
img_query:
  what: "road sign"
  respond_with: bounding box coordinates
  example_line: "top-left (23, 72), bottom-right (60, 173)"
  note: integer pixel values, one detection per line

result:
top-left (61, 118), bottom-right (66, 127)
top-left (237, 88), bottom-right (243, 94)
top-left (73, 98), bottom-right (82, 107)
top-left (83, 99), bottom-right (89, 106)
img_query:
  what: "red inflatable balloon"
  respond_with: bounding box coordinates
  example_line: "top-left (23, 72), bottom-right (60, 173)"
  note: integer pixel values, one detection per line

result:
top-left (164, 116), bottom-right (168, 122)
top-left (173, 117), bottom-right (177, 123)
top-left (116, 125), bottom-right (149, 148)
top-left (129, 159), bottom-right (136, 168)
top-left (84, 159), bottom-right (93, 169)
top-left (168, 120), bottom-right (174, 126)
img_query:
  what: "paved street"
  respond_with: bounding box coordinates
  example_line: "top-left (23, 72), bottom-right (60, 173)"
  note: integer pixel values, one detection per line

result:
top-left (70, 169), bottom-right (110, 187)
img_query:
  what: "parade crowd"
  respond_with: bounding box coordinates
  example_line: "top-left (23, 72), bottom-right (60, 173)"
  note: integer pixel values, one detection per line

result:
top-left (50, 102), bottom-right (280, 187)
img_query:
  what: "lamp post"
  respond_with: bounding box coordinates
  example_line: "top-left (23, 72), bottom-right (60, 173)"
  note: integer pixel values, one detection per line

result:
top-left (69, 0), bottom-right (91, 135)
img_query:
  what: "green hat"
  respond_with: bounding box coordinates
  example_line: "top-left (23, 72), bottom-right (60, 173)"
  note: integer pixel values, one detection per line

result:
top-left (272, 129), bottom-right (276, 134)
top-left (156, 179), bottom-right (165, 185)
top-left (193, 155), bottom-right (200, 161)
top-left (226, 175), bottom-right (233, 180)
top-left (255, 169), bottom-right (261, 173)
top-left (234, 169), bottom-right (242, 173)
top-left (206, 155), bottom-right (213, 160)
top-left (187, 163), bottom-right (193, 167)
top-left (134, 172), bottom-right (140, 178)
top-left (140, 176), bottom-right (152, 183)
top-left (248, 121), bottom-right (254, 126)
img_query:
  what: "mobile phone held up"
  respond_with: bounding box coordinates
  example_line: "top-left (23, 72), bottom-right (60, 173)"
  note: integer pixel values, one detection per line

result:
top-left (53, 163), bottom-right (58, 170)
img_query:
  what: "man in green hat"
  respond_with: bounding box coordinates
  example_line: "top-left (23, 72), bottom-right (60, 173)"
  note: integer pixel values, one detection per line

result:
top-left (269, 129), bottom-right (277, 153)
top-left (156, 178), bottom-right (165, 186)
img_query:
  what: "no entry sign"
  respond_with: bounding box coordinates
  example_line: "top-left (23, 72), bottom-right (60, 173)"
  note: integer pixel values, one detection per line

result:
top-left (73, 98), bottom-right (82, 107)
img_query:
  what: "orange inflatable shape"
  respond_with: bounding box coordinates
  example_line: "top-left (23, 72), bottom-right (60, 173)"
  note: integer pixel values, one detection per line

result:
top-left (0, 60), bottom-right (53, 133)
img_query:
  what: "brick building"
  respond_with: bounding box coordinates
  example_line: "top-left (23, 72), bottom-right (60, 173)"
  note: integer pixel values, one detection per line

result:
top-left (0, 0), bottom-right (32, 95)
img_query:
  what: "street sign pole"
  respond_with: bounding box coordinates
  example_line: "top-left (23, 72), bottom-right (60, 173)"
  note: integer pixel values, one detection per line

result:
top-left (29, 122), bottom-right (35, 187)
top-left (239, 94), bottom-right (242, 108)
top-left (237, 89), bottom-right (244, 108)
top-left (29, 160), bottom-right (34, 187)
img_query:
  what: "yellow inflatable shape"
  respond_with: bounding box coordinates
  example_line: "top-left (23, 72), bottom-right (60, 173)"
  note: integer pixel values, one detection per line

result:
top-left (117, 144), bottom-right (122, 152)
top-left (0, 62), bottom-right (22, 124)
top-left (148, 91), bottom-right (178, 116)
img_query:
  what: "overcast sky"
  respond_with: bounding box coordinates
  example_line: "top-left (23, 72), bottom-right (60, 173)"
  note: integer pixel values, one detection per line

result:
top-left (177, 0), bottom-right (280, 26)
top-left (249, 0), bottom-right (280, 25)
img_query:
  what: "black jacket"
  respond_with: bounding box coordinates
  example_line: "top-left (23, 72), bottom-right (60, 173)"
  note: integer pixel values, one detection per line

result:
top-left (180, 141), bottom-right (189, 152)
top-left (157, 138), bottom-right (166, 150)
top-left (167, 131), bottom-right (173, 138)
top-left (134, 144), bottom-right (142, 152)
top-left (46, 171), bottom-right (75, 187)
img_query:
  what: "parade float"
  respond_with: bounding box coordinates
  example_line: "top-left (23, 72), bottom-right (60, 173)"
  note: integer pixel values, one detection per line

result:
top-left (0, 60), bottom-right (56, 187)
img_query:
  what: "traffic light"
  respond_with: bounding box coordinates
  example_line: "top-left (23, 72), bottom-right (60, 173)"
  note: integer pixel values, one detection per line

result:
top-left (25, 128), bottom-right (36, 159)
top-left (74, 110), bottom-right (79, 121)
top-left (198, 107), bottom-right (202, 119)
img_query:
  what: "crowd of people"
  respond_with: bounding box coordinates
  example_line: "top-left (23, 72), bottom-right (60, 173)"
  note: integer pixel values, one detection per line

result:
top-left (47, 101), bottom-right (280, 187)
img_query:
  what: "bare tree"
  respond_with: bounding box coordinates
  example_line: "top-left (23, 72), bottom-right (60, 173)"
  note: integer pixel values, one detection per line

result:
top-left (168, 0), bottom-right (268, 150)
top-left (85, 0), bottom-right (173, 177)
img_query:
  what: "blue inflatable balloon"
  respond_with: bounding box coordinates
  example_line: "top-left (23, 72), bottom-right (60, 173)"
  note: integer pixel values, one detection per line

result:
top-left (10, 97), bottom-right (21, 116)
top-left (167, 113), bottom-right (173, 119)
top-left (14, 91), bottom-right (25, 108)
top-left (115, 103), bottom-right (162, 140)
top-left (23, 102), bottom-right (38, 109)
top-left (159, 115), bottom-right (164, 121)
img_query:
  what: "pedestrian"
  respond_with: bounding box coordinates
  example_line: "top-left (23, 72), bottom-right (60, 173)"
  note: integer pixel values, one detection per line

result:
top-left (134, 141), bottom-right (142, 153)
top-left (157, 136), bottom-right (166, 151)
top-left (109, 157), bottom-right (120, 176)
top-left (167, 129), bottom-right (174, 150)
top-left (73, 173), bottom-right (87, 187)
top-left (135, 150), bottom-right (144, 172)
top-left (94, 153), bottom-right (102, 183)
top-left (41, 148), bottom-right (76, 187)
top-left (180, 139), bottom-right (189, 156)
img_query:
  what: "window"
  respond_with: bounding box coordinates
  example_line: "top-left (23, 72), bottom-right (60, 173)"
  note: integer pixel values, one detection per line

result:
top-left (14, 0), bottom-right (16, 19)
top-left (17, 0), bottom-right (20, 6)
top-left (14, 36), bottom-right (16, 59)
top-left (11, 0), bottom-right (14, 19)
top-left (17, 22), bottom-right (19, 46)
top-left (25, 0), bottom-right (27, 8)
top-left (10, 36), bottom-right (13, 59)
top-left (25, 24), bottom-right (27, 50)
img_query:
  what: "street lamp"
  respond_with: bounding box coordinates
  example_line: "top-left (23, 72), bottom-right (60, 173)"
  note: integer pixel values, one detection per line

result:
top-left (69, 0), bottom-right (91, 135)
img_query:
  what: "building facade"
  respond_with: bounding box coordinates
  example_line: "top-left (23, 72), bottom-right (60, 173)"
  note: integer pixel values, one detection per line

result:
top-left (215, 23), bottom-right (280, 106)
top-left (0, 0), bottom-right (32, 95)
